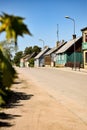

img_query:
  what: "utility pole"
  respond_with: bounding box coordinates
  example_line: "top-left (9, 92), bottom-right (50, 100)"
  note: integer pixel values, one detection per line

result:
top-left (57, 24), bottom-right (59, 42)
top-left (39, 39), bottom-right (45, 50)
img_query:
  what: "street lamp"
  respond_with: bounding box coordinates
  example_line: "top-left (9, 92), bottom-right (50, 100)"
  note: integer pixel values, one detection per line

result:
top-left (65, 16), bottom-right (75, 35)
top-left (39, 39), bottom-right (45, 49)
top-left (65, 16), bottom-right (76, 69)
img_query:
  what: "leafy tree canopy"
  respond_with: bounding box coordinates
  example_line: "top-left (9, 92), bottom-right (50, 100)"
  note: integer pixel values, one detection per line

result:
top-left (13, 51), bottom-right (23, 66)
top-left (32, 45), bottom-right (41, 55)
top-left (24, 45), bottom-right (41, 56)
top-left (0, 12), bottom-right (32, 47)
top-left (24, 46), bottom-right (32, 55)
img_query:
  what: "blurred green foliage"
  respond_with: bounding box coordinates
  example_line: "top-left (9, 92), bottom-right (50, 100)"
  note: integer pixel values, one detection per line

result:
top-left (0, 47), bottom-right (16, 105)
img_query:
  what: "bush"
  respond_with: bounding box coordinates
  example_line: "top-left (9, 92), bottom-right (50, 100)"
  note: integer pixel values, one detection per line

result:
top-left (29, 58), bottom-right (34, 67)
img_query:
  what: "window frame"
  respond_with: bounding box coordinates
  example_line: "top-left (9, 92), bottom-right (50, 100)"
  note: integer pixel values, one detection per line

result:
top-left (85, 52), bottom-right (87, 63)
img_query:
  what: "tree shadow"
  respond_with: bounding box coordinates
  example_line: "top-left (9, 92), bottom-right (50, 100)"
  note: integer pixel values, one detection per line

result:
top-left (2, 90), bottom-right (34, 108)
top-left (13, 81), bottom-right (22, 84)
top-left (0, 91), bottom-right (34, 128)
top-left (0, 112), bottom-right (21, 127)
top-left (0, 121), bottom-right (13, 127)
top-left (0, 112), bottom-right (21, 120)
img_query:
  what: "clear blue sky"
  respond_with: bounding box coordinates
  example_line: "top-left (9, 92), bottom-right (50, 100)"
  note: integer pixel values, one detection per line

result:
top-left (0, 0), bottom-right (87, 51)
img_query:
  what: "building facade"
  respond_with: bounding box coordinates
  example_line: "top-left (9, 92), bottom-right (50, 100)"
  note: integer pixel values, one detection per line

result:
top-left (81, 27), bottom-right (87, 69)
top-left (34, 46), bottom-right (50, 67)
top-left (55, 37), bottom-right (82, 67)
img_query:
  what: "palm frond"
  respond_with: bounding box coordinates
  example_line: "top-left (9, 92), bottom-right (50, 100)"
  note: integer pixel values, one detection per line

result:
top-left (0, 12), bottom-right (32, 47)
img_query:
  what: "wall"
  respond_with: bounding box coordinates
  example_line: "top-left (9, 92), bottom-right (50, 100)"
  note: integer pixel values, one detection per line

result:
top-left (67, 52), bottom-right (82, 63)
top-left (55, 53), bottom-right (67, 66)
top-left (83, 51), bottom-right (87, 69)
top-left (34, 59), bottom-right (39, 67)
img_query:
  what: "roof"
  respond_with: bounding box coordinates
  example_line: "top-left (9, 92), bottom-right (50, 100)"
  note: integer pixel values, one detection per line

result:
top-left (45, 46), bottom-right (57, 55)
top-left (22, 52), bottom-right (35, 61)
top-left (35, 46), bottom-right (50, 59)
top-left (22, 54), bottom-right (30, 59)
top-left (81, 27), bottom-right (87, 31)
top-left (45, 42), bottom-right (66, 56)
top-left (56, 37), bottom-right (81, 54)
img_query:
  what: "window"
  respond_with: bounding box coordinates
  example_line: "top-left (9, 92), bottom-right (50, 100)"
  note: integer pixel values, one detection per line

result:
top-left (85, 34), bottom-right (87, 42)
top-left (85, 52), bottom-right (87, 63)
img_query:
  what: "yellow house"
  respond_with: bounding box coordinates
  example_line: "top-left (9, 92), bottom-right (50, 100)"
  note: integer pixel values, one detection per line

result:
top-left (81, 27), bottom-right (87, 69)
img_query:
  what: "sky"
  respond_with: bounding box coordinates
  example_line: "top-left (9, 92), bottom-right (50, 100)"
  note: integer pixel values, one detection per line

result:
top-left (0, 0), bottom-right (87, 51)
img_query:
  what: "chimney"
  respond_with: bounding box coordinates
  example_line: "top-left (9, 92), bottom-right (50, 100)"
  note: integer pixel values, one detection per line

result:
top-left (72, 34), bottom-right (76, 39)
top-left (62, 40), bottom-right (64, 44)
top-left (56, 41), bottom-right (60, 47)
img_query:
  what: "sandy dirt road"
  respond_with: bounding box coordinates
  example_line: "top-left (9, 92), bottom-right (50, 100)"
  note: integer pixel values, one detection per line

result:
top-left (0, 67), bottom-right (87, 130)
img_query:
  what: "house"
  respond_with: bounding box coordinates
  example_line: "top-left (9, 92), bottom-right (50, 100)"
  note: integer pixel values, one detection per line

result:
top-left (55, 36), bottom-right (82, 67)
top-left (20, 52), bottom-right (35, 67)
top-left (44, 42), bottom-right (66, 67)
top-left (20, 58), bottom-right (25, 67)
top-left (34, 46), bottom-right (50, 67)
top-left (81, 27), bottom-right (87, 69)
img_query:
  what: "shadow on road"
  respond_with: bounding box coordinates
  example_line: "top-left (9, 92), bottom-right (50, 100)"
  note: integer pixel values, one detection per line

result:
top-left (2, 91), bottom-right (34, 109)
top-left (0, 112), bottom-right (21, 127)
top-left (1, 77), bottom-right (34, 109)
top-left (0, 75), bottom-right (34, 128)
top-left (0, 89), bottom-right (34, 128)
top-left (0, 121), bottom-right (13, 127)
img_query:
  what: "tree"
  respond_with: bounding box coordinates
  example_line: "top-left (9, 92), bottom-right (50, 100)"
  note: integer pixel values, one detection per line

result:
top-left (29, 58), bottom-right (34, 67)
top-left (24, 46), bottom-right (32, 55)
top-left (32, 45), bottom-right (41, 55)
top-left (0, 40), bottom-right (15, 61)
top-left (0, 46), bottom-right (16, 105)
top-left (24, 45), bottom-right (41, 56)
top-left (13, 51), bottom-right (23, 66)
top-left (0, 12), bottom-right (32, 105)
top-left (0, 12), bottom-right (32, 47)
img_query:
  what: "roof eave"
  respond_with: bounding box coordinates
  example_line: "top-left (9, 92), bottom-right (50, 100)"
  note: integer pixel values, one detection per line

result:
top-left (81, 27), bottom-right (87, 31)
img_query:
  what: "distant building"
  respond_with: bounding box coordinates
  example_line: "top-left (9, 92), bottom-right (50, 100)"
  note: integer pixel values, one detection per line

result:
top-left (34, 46), bottom-right (50, 67)
top-left (55, 37), bottom-right (82, 67)
top-left (44, 42), bottom-right (66, 67)
top-left (81, 27), bottom-right (87, 69)
top-left (20, 52), bottom-right (35, 67)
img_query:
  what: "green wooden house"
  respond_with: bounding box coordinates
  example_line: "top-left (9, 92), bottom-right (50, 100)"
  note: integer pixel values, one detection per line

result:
top-left (55, 37), bottom-right (82, 67)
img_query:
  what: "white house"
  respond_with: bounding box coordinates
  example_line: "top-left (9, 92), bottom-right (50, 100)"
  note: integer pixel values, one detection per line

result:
top-left (34, 46), bottom-right (50, 67)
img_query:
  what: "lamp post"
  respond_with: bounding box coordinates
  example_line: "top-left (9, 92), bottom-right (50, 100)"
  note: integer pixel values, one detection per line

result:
top-left (39, 39), bottom-right (45, 50)
top-left (65, 16), bottom-right (76, 69)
